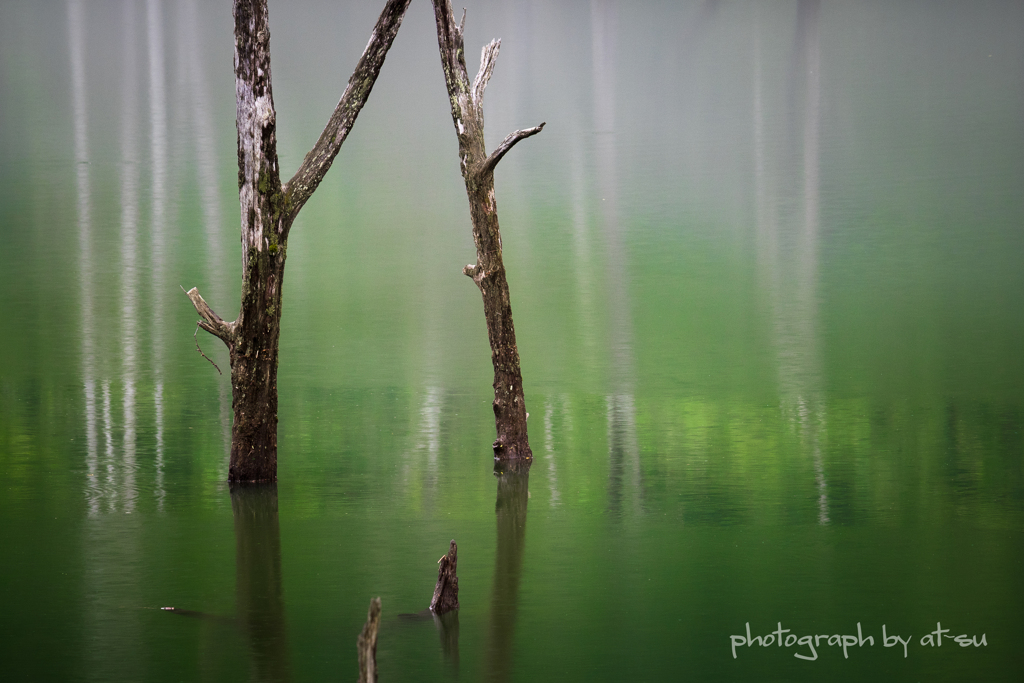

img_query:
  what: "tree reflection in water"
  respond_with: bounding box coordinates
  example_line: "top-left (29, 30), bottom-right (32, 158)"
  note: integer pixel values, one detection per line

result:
top-left (754, 0), bottom-right (830, 524)
top-left (485, 459), bottom-right (531, 682)
top-left (431, 605), bottom-right (460, 674)
top-left (592, 0), bottom-right (642, 519)
top-left (231, 484), bottom-right (292, 683)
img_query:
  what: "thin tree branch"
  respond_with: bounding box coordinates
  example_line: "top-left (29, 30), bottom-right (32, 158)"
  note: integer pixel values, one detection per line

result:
top-left (183, 286), bottom-right (236, 345)
top-left (284, 0), bottom-right (412, 219)
top-left (478, 122), bottom-right (545, 178)
top-left (194, 326), bottom-right (223, 375)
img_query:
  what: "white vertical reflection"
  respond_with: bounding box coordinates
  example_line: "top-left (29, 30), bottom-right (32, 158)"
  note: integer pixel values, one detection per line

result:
top-left (180, 0), bottom-right (231, 452)
top-left (68, 0), bottom-right (100, 515)
top-left (119, 0), bottom-right (140, 514)
top-left (148, 0), bottom-right (168, 506)
top-left (569, 136), bottom-right (596, 367)
top-left (101, 380), bottom-right (116, 510)
top-left (592, 0), bottom-right (641, 517)
top-left (542, 399), bottom-right (561, 507)
top-left (154, 382), bottom-right (165, 509)
top-left (754, 2), bottom-right (829, 524)
top-left (420, 386), bottom-right (442, 471)
top-left (84, 380), bottom-right (99, 515)
top-left (404, 387), bottom-right (443, 508)
top-left (802, 2), bottom-right (828, 525)
top-left (180, 0), bottom-right (223, 285)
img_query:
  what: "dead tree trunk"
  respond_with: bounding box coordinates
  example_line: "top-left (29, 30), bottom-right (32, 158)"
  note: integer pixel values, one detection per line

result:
top-left (185, 0), bottom-right (411, 481)
top-left (431, 0), bottom-right (543, 461)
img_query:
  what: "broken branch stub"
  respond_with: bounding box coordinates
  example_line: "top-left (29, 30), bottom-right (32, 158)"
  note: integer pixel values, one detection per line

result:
top-left (429, 539), bottom-right (460, 615)
top-left (184, 286), bottom-right (236, 345)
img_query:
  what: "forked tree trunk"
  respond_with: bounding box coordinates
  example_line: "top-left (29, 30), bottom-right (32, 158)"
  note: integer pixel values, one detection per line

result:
top-left (186, 0), bottom-right (411, 481)
top-left (431, 0), bottom-right (543, 460)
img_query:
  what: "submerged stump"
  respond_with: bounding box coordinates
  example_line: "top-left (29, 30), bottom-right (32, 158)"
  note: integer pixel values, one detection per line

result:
top-left (357, 597), bottom-right (381, 683)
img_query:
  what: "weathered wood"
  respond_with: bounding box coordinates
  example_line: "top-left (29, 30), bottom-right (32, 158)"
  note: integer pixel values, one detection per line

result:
top-left (186, 0), bottom-right (411, 482)
top-left (430, 0), bottom-right (543, 460)
top-left (429, 539), bottom-right (460, 615)
top-left (185, 287), bottom-right (236, 343)
top-left (357, 597), bottom-right (382, 683)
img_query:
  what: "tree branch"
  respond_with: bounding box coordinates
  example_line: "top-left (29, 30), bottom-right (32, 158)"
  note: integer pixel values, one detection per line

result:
top-left (184, 286), bottom-right (236, 345)
top-left (193, 326), bottom-right (223, 375)
top-left (432, 0), bottom-right (470, 118)
top-left (284, 0), bottom-right (412, 218)
top-left (472, 40), bottom-right (500, 112)
top-left (478, 122), bottom-right (545, 178)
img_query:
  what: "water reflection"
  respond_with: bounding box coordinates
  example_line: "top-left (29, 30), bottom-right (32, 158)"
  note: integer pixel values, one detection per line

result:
top-left (485, 459), bottom-right (531, 682)
top-left (754, 0), bottom-right (829, 523)
top-left (231, 484), bottom-right (292, 682)
top-left (71, 0), bottom-right (226, 512)
top-left (68, 0), bottom-right (100, 512)
top-left (178, 0), bottom-right (232, 453)
top-left (592, 0), bottom-right (642, 518)
top-left (119, 0), bottom-right (142, 514)
top-left (542, 398), bottom-right (562, 507)
top-left (404, 387), bottom-right (444, 509)
top-left (81, 515), bottom-right (147, 679)
top-left (147, 0), bottom-right (168, 503)
top-left (569, 136), bottom-right (597, 369)
top-left (431, 604), bottom-right (460, 674)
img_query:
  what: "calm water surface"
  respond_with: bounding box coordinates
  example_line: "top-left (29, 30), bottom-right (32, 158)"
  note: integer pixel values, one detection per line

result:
top-left (1, 0), bottom-right (1022, 681)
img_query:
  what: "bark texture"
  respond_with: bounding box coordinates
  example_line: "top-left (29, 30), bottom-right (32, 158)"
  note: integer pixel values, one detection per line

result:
top-left (187, 0), bottom-right (411, 481)
top-left (357, 597), bottom-right (381, 683)
top-left (429, 539), bottom-right (460, 615)
top-left (431, 0), bottom-right (543, 460)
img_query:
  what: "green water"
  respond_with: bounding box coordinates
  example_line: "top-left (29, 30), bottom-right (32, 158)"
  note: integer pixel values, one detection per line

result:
top-left (2, 0), bottom-right (1022, 680)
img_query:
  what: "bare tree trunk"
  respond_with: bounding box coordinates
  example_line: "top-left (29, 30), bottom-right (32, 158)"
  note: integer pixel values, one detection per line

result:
top-left (186, 0), bottom-right (411, 481)
top-left (430, 0), bottom-right (543, 460)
